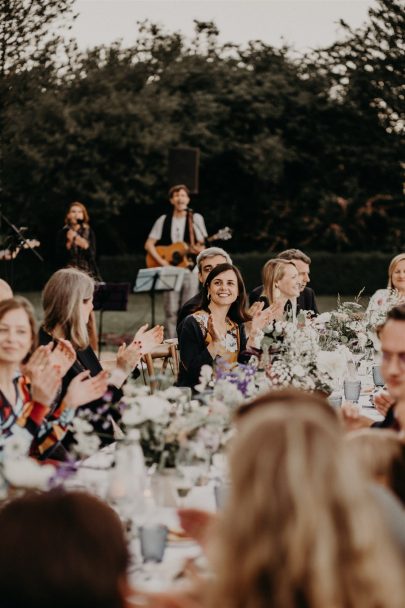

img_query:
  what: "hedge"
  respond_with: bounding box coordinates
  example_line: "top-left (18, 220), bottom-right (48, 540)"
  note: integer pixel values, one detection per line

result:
top-left (5, 251), bottom-right (395, 295)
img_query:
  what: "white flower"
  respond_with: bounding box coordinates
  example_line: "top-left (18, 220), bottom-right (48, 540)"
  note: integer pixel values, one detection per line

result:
top-left (75, 432), bottom-right (101, 458)
top-left (121, 406), bottom-right (146, 426)
top-left (196, 365), bottom-right (214, 392)
top-left (122, 383), bottom-right (149, 398)
top-left (161, 387), bottom-right (183, 400)
top-left (4, 458), bottom-right (55, 489)
top-left (317, 312), bottom-right (331, 324)
top-left (71, 417), bottom-right (93, 434)
top-left (138, 395), bottom-right (170, 421)
top-left (291, 364), bottom-right (306, 377)
top-left (316, 349), bottom-right (347, 384)
top-left (3, 432), bottom-right (31, 459)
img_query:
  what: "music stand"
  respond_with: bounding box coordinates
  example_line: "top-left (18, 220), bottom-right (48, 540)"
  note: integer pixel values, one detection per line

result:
top-left (133, 267), bottom-right (185, 326)
top-left (93, 282), bottom-right (130, 355)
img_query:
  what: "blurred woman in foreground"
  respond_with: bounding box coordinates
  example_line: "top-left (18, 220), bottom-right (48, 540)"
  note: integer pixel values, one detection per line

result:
top-left (0, 491), bottom-right (132, 608)
top-left (207, 404), bottom-right (405, 608)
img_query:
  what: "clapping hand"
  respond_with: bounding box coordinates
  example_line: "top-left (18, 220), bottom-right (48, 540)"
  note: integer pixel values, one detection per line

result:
top-left (21, 343), bottom-right (53, 382)
top-left (207, 314), bottom-right (222, 343)
top-left (134, 323), bottom-right (164, 354)
top-left (49, 339), bottom-right (76, 377)
top-left (64, 370), bottom-right (109, 409)
top-left (373, 389), bottom-right (394, 417)
top-left (268, 300), bottom-right (285, 321)
top-left (340, 401), bottom-right (372, 431)
top-left (116, 340), bottom-right (142, 375)
top-left (247, 301), bottom-right (264, 318)
top-left (28, 348), bottom-right (62, 407)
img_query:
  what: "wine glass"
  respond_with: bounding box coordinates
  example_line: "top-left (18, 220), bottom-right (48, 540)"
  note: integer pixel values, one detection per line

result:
top-left (350, 344), bottom-right (365, 372)
top-left (175, 443), bottom-right (208, 506)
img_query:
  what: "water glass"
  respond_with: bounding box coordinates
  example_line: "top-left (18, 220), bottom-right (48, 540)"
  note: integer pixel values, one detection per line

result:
top-left (328, 395), bottom-right (342, 408)
top-left (372, 365), bottom-right (385, 387)
top-left (139, 525), bottom-right (168, 562)
top-left (343, 380), bottom-right (361, 403)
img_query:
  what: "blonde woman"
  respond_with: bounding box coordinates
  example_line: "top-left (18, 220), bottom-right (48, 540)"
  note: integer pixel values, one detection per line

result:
top-left (207, 404), bottom-right (405, 608)
top-left (366, 253), bottom-right (405, 324)
top-left (39, 268), bottom-right (163, 446)
top-left (249, 258), bottom-right (301, 321)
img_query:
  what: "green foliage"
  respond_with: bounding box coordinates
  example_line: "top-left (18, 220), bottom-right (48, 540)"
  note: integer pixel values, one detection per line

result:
top-left (0, 3), bottom-right (403, 261)
top-left (4, 249), bottom-right (395, 295)
top-left (0, 0), bottom-right (76, 76)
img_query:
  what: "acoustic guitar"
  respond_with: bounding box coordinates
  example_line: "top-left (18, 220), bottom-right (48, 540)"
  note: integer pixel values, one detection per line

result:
top-left (145, 227), bottom-right (232, 269)
top-left (0, 239), bottom-right (41, 261)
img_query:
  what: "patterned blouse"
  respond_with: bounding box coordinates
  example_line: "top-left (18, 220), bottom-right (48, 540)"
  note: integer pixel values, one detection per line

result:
top-left (0, 374), bottom-right (73, 457)
top-left (192, 310), bottom-right (240, 365)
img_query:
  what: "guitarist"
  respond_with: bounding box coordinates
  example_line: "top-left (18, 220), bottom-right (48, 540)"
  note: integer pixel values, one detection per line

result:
top-left (145, 184), bottom-right (207, 338)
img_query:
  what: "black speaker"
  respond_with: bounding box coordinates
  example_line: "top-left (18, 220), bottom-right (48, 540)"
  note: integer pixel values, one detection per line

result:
top-left (93, 282), bottom-right (130, 311)
top-left (168, 147), bottom-right (200, 194)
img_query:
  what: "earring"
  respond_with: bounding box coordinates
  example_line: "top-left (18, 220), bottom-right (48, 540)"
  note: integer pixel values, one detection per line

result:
top-left (207, 293), bottom-right (211, 303)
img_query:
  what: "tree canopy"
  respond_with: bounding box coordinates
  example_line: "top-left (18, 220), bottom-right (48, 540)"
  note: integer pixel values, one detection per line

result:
top-left (0, 0), bottom-right (403, 261)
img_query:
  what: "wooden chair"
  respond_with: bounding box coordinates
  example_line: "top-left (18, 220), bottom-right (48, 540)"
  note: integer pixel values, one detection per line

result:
top-left (142, 340), bottom-right (179, 392)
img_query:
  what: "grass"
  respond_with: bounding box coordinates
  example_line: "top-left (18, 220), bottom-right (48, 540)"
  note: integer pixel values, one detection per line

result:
top-left (18, 291), bottom-right (368, 345)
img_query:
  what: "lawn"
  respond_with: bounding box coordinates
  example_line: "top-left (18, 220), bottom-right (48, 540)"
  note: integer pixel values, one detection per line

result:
top-left (18, 291), bottom-right (368, 348)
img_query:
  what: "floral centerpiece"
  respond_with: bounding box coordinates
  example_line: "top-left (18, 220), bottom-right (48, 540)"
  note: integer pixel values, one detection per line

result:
top-left (364, 289), bottom-right (405, 352)
top-left (195, 359), bottom-right (271, 407)
top-left (313, 296), bottom-right (369, 353)
top-left (260, 320), bottom-right (334, 394)
top-left (117, 383), bottom-right (232, 468)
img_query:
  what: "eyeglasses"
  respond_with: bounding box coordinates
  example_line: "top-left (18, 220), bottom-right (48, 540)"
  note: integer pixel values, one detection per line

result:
top-left (381, 351), bottom-right (405, 370)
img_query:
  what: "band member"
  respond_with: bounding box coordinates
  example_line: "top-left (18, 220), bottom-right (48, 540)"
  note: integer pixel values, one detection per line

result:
top-left (56, 201), bottom-right (101, 281)
top-left (145, 185), bottom-right (207, 338)
top-left (56, 201), bottom-right (101, 350)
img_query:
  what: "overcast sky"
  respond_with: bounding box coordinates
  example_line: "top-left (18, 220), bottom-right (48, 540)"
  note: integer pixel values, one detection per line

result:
top-left (72, 0), bottom-right (375, 53)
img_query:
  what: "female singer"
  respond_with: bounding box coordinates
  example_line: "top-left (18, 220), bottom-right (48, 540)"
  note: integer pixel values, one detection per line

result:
top-left (56, 201), bottom-right (101, 280)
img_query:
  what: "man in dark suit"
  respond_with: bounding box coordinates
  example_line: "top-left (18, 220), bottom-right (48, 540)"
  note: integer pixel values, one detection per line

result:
top-left (278, 249), bottom-right (319, 314)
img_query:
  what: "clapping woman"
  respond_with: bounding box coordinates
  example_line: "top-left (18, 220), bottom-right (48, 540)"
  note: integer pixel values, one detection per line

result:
top-left (178, 263), bottom-right (270, 390)
top-left (366, 253), bottom-right (405, 324)
top-left (249, 258), bottom-right (301, 321)
top-left (39, 268), bottom-right (163, 445)
top-left (0, 297), bottom-right (107, 458)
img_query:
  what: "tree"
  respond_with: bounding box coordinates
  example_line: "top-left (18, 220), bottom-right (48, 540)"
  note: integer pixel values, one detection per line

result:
top-left (0, 0), bottom-right (75, 76)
